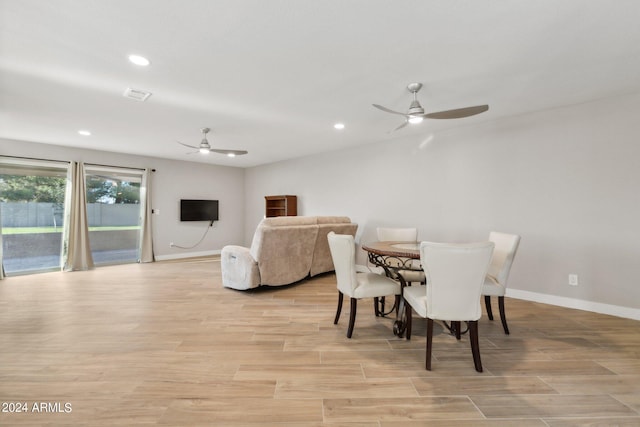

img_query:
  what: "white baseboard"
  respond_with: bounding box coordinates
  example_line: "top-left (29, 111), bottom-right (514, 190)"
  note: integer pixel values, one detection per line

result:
top-left (355, 263), bottom-right (640, 321)
top-left (155, 249), bottom-right (221, 261)
top-left (506, 288), bottom-right (640, 321)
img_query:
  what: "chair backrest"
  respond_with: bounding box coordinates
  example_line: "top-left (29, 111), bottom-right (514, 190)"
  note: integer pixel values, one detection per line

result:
top-left (327, 232), bottom-right (358, 297)
top-left (376, 227), bottom-right (418, 242)
top-left (420, 241), bottom-right (494, 321)
top-left (487, 232), bottom-right (521, 285)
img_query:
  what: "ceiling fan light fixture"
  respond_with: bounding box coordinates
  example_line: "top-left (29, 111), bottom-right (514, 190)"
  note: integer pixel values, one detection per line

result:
top-left (373, 82), bottom-right (488, 132)
top-left (199, 147), bottom-right (210, 154)
top-left (227, 153), bottom-right (236, 158)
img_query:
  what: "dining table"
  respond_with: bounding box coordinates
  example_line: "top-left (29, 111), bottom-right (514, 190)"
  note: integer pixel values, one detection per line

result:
top-left (361, 241), bottom-right (422, 337)
top-left (362, 240), bottom-right (474, 339)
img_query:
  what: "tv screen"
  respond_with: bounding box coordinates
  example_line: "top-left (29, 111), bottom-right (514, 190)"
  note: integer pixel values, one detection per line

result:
top-left (180, 199), bottom-right (219, 222)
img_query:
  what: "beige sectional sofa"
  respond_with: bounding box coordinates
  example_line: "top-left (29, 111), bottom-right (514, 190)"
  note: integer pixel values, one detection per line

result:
top-left (221, 216), bottom-right (358, 290)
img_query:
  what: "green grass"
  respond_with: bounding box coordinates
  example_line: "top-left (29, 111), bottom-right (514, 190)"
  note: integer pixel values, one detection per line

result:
top-left (2, 226), bottom-right (140, 235)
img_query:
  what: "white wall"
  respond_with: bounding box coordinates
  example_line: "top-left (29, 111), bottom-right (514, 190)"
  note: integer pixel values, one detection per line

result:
top-left (244, 92), bottom-right (640, 318)
top-left (0, 138), bottom-right (245, 259)
top-left (4, 92), bottom-right (639, 318)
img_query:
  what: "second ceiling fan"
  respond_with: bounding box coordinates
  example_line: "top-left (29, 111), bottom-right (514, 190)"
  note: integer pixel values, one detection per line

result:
top-left (178, 127), bottom-right (248, 157)
top-left (373, 82), bottom-right (489, 132)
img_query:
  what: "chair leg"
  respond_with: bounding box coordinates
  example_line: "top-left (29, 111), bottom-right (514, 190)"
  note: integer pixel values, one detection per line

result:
top-left (374, 297), bottom-right (380, 316)
top-left (347, 298), bottom-right (357, 338)
top-left (405, 304), bottom-right (412, 340)
top-left (394, 294), bottom-right (400, 317)
top-left (484, 295), bottom-right (494, 320)
top-left (426, 318), bottom-right (434, 370)
top-left (469, 320), bottom-right (483, 372)
top-left (334, 292), bottom-right (343, 325)
top-left (498, 296), bottom-right (510, 335)
top-left (454, 321), bottom-right (461, 340)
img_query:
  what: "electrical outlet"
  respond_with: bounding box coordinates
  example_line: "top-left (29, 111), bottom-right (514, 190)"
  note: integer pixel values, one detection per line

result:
top-left (568, 274), bottom-right (579, 286)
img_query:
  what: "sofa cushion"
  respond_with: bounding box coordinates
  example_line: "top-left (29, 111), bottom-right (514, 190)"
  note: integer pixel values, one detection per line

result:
top-left (254, 223), bottom-right (319, 286)
top-left (261, 216), bottom-right (318, 227)
top-left (250, 216), bottom-right (317, 260)
top-left (316, 216), bottom-right (351, 224)
top-left (310, 222), bottom-right (358, 276)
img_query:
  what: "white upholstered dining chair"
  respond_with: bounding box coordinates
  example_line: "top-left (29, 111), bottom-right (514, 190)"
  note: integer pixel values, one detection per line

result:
top-left (404, 241), bottom-right (494, 372)
top-left (376, 227), bottom-right (418, 242)
top-left (328, 232), bottom-right (401, 338)
top-left (375, 227), bottom-right (426, 285)
top-left (482, 231), bottom-right (521, 335)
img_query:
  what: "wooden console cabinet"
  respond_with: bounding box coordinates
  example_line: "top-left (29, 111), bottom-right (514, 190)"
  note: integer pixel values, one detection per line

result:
top-left (265, 195), bottom-right (297, 217)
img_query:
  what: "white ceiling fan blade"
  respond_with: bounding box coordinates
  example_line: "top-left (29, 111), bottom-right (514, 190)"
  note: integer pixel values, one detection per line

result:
top-left (210, 149), bottom-right (248, 156)
top-left (389, 120), bottom-right (409, 133)
top-left (424, 105), bottom-right (489, 119)
top-left (177, 141), bottom-right (199, 149)
top-left (373, 104), bottom-right (408, 116)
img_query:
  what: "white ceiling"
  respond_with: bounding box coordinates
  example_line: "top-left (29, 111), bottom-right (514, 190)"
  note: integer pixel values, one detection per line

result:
top-left (2, 0), bottom-right (640, 168)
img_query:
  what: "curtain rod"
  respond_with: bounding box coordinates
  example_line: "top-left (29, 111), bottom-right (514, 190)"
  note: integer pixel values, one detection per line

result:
top-left (0, 154), bottom-right (70, 164)
top-left (84, 162), bottom-right (155, 172)
top-left (0, 156), bottom-right (155, 172)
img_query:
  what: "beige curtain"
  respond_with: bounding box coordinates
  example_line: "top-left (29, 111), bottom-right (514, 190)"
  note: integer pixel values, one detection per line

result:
top-left (138, 168), bottom-right (154, 263)
top-left (63, 161), bottom-right (94, 271)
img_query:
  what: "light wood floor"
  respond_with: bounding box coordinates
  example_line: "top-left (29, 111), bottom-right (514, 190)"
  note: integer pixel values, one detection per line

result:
top-left (1, 257), bottom-right (639, 426)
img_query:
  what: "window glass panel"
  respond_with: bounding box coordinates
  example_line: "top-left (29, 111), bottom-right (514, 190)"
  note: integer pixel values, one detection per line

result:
top-left (84, 166), bottom-right (143, 265)
top-left (0, 160), bottom-right (69, 275)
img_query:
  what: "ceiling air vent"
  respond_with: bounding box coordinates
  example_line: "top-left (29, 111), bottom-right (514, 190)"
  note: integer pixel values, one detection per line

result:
top-left (123, 87), bottom-right (152, 102)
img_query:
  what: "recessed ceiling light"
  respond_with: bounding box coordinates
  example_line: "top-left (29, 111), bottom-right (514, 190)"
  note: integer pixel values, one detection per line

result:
top-left (128, 54), bottom-right (150, 66)
top-left (78, 130), bottom-right (91, 136)
top-left (334, 123), bottom-right (345, 130)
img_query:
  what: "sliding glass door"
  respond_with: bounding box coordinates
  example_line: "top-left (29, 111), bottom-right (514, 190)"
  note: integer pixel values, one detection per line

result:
top-left (1, 159), bottom-right (151, 276)
top-left (84, 166), bottom-right (143, 265)
top-left (0, 159), bottom-right (69, 275)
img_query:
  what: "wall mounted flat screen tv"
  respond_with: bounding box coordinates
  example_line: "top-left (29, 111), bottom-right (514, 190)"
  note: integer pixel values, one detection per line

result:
top-left (180, 199), bottom-right (219, 222)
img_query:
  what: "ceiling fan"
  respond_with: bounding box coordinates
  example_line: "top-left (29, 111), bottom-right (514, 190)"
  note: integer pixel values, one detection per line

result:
top-left (178, 127), bottom-right (248, 157)
top-left (373, 83), bottom-right (489, 132)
